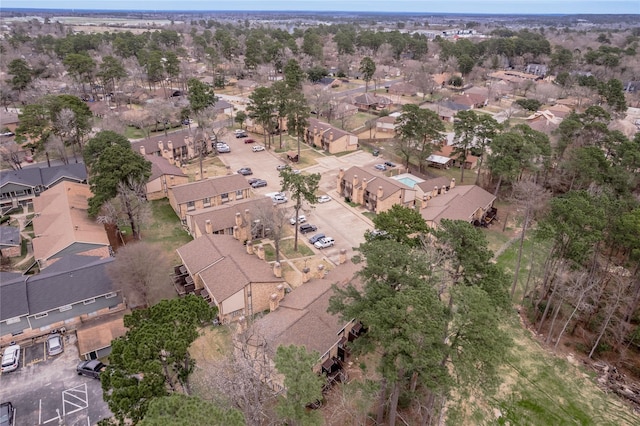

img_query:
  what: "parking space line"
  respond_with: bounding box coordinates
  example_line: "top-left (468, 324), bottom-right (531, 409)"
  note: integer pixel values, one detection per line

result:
top-left (62, 383), bottom-right (88, 416)
top-left (43, 409), bottom-right (61, 424)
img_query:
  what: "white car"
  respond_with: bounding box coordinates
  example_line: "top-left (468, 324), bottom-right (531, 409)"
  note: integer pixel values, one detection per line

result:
top-left (289, 215), bottom-right (306, 225)
top-left (317, 195), bottom-right (332, 203)
top-left (314, 237), bottom-right (335, 249)
top-left (1, 344), bottom-right (21, 373)
top-left (252, 145), bottom-right (265, 152)
top-left (272, 194), bottom-right (288, 204)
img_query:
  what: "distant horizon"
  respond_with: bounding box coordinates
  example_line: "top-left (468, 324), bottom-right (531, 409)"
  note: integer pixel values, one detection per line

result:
top-left (1, 1), bottom-right (638, 15)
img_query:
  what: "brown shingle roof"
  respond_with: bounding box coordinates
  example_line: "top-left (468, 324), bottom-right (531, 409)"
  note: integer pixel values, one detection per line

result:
top-left (342, 166), bottom-right (413, 201)
top-left (187, 197), bottom-right (273, 235)
top-left (420, 185), bottom-right (495, 225)
top-left (308, 118), bottom-right (353, 141)
top-left (169, 174), bottom-right (250, 205)
top-left (146, 155), bottom-right (187, 181)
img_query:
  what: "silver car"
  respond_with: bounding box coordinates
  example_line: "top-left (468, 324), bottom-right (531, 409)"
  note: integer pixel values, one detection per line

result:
top-left (47, 333), bottom-right (64, 357)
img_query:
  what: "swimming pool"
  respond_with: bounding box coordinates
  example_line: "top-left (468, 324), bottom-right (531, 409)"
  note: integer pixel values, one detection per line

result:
top-left (392, 175), bottom-right (424, 188)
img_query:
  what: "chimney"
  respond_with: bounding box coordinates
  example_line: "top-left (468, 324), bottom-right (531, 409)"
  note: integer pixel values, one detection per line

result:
top-left (339, 248), bottom-right (347, 265)
top-left (232, 225), bottom-right (239, 239)
top-left (329, 131), bottom-right (334, 142)
top-left (337, 168), bottom-right (345, 192)
top-left (377, 186), bottom-right (383, 199)
top-left (276, 283), bottom-right (285, 299)
top-left (256, 245), bottom-right (265, 260)
top-left (158, 141), bottom-right (164, 151)
top-left (244, 209), bottom-right (251, 225)
top-left (205, 219), bottom-right (212, 234)
top-left (352, 174), bottom-right (359, 188)
top-left (432, 186), bottom-right (438, 198)
top-left (317, 264), bottom-right (326, 279)
top-left (269, 293), bottom-right (279, 311)
top-left (450, 178), bottom-right (456, 189)
top-left (235, 212), bottom-right (243, 228)
top-left (167, 140), bottom-right (174, 151)
top-left (246, 241), bottom-right (254, 255)
top-left (139, 145), bottom-right (146, 155)
top-left (273, 262), bottom-right (282, 278)
top-left (421, 195), bottom-right (428, 209)
top-left (362, 178), bottom-right (368, 192)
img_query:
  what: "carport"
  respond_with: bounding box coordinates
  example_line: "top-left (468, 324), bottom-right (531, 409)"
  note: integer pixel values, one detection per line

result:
top-left (76, 313), bottom-right (126, 360)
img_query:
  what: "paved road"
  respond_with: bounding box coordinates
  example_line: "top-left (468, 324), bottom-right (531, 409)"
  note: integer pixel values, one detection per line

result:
top-left (0, 333), bottom-right (111, 426)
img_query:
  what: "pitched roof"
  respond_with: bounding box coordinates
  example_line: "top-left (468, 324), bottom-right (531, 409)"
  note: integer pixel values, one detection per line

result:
top-left (146, 155), bottom-right (187, 181)
top-left (26, 256), bottom-right (115, 314)
top-left (0, 164), bottom-right (87, 190)
top-left (0, 225), bottom-right (20, 247)
top-left (415, 176), bottom-right (453, 193)
top-left (187, 196), bottom-right (274, 235)
top-left (353, 93), bottom-right (391, 106)
top-left (176, 234), bottom-right (283, 303)
top-left (342, 166), bottom-right (414, 201)
top-left (130, 129), bottom-right (193, 156)
top-left (0, 272), bottom-right (28, 321)
top-left (31, 181), bottom-right (110, 262)
top-left (307, 118), bottom-right (355, 142)
top-left (169, 174), bottom-right (250, 205)
top-left (420, 185), bottom-right (496, 225)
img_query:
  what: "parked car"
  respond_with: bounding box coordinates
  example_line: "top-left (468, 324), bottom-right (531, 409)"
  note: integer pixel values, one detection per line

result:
top-left (244, 138), bottom-right (255, 144)
top-left (1, 344), bottom-right (20, 373)
top-left (46, 333), bottom-right (64, 357)
top-left (317, 195), bottom-right (332, 203)
top-left (299, 223), bottom-right (318, 234)
top-left (272, 194), bottom-right (288, 204)
top-left (216, 144), bottom-right (231, 153)
top-left (0, 402), bottom-right (14, 426)
top-left (309, 233), bottom-right (326, 244)
top-left (252, 145), bottom-right (265, 152)
top-left (384, 161), bottom-right (396, 168)
top-left (289, 215), bottom-right (306, 225)
top-left (276, 164), bottom-right (290, 171)
top-left (314, 237), bottom-right (335, 249)
top-left (235, 129), bottom-right (247, 138)
top-left (237, 167), bottom-right (253, 176)
top-left (374, 164), bottom-right (387, 171)
top-left (247, 178), bottom-right (260, 185)
top-left (372, 149), bottom-right (380, 156)
top-left (76, 360), bottom-right (106, 379)
top-left (251, 179), bottom-right (268, 188)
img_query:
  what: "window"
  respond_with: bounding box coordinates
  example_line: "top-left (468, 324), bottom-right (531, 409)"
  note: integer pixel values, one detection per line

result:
top-left (83, 298), bottom-right (96, 305)
top-left (236, 190), bottom-right (244, 199)
top-left (105, 292), bottom-right (117, 299)
top-left (186, 201), bottom-right (195, 211)
top-left (88, 311), bottom-right (97, 317)
top-left (40, 325), bottom-right (51, 332)
top-left (34, 312), bottom-right (48, 319)
top-left (11, 331), bottom-right (23, 337)
top-left (59, 305), bottom-right (72, 312)
top-left (230, 309), bottom-right (244, 317)
top-left (203, 197), bottom-right (211, 207)
top-left (6, 317), bottom-right (20, 324)
top-left (221, 193), bottom-right (229, 203)
top-left (109, 304), bottom-right (120, 311)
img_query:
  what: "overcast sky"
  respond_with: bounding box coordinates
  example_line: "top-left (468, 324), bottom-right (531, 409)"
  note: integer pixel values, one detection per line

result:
top-left (1, 1), bottom-right (639, 15)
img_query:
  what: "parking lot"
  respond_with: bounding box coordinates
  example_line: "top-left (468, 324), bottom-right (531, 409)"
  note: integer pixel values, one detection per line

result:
top-left (0, 334), bottom-right (111, 425)
top-left (217, 136), bottom-right (380, 261)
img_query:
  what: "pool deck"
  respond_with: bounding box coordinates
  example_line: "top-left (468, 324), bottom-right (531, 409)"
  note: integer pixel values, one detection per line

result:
top-left (391, 173), bottom-right (425, 188)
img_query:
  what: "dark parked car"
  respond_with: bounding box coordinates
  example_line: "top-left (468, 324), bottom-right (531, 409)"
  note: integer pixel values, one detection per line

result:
top-left (299, 223), bottom-right (318, 234)
top-left (384, 161), bottom-right (396, 168)
top-left (244, 138), bottom-right (255, 144)
top-left (237, 167), bottom-right (253, 176)
top-left (251, 179), bottom-right (268, 188)
top-left (0, 402), bottom-right (14, 426)
top-left (309, 233), bottom-right (325, 244)
top-left (76, 360), bottom-right (106, 379)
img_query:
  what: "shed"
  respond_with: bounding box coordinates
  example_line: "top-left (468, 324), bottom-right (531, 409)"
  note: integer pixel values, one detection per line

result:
top-left (426, 154), bottom-right (453, 169)
top-left (76, 314), bottom-right (126, 360)
top-left (286, 151), bottom-right (299, 163)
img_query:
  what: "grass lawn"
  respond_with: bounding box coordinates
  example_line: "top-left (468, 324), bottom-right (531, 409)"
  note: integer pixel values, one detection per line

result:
top-left (279, 238), bottom-right (315, 258)
top-left (142, 199), bottom-right (192, 264)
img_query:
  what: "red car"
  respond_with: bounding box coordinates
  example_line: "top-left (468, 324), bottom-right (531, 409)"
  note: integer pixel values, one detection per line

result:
top-left (244, 138), bottom-right (255, 144)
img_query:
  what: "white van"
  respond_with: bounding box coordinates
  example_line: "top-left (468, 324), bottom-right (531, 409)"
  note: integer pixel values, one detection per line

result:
top-left (1, 344), bottom-right (21, 373)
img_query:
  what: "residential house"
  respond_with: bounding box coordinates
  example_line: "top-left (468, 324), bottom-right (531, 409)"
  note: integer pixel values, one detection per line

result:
top-left (145, 155), bottom-right (188, 200)
top-left (168, 174), bottom-right (252, 221)
top-left (452, 93), bottom-right (487, 109)
top-left (353, 93), bottom-right (392, 111)
top-left (418, 182), bottom-right (497, 228)
top-left (320, 102), bottom-right (358, 120)
top-left (414, 176), bottom-right (455, 202)
top-left (0, 112), bottom-right (19, 134)
top-left (375, 115), bottom-right (398, 133)
top-left (623, 81), bottom-right (640, 93)
top-left (185, 196), bottom-right (274, 239)
top-left (433, 145), bottom-right (478, 170)
top-left (547, 104), bottom-right (573, 119)
top-left (305, 118), bottom-right (359, 154)
top-left (0, 225), bottom-right (21, 258)
top-left (524, 110), bottom-right (562, 135)
top-left (526, 63), bottom-right (548, 77)
top-left (0, 163), bottom-right (87, 212)
top-left (337, 166), bottom-right (417, 214)
top-left (76, 312), bottom-right (127, 360)
top-left (249, 270), bottom-right (365, 387)
top-left (212, 99), bottom-right (234, 116)
top-left (175, 234), bottom-right (285, 323)
top-left (0, 255), bottom-right (124, 346)
top-left (388, 81), bottom-right (419, 97)
top-left (488, 70), bottom-right (542, 84)
top-left (131, 129), bottom-right (200, 165)
top-left (31, 181), bottom-right (111, 269)
top-left (421, 102), bottom-right (458, 122)
top-left (318, 77), bottom-right (342, 88)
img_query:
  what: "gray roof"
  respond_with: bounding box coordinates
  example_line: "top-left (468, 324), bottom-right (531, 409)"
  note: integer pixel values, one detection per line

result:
top-left (0, 164), bottom-right (87, 190)
top-left (0, 272), bottom-right (28, 321)
top-left (0, 225), bottom-right (20, 247)
top-left (26, 256), bottom-right (115, 314)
